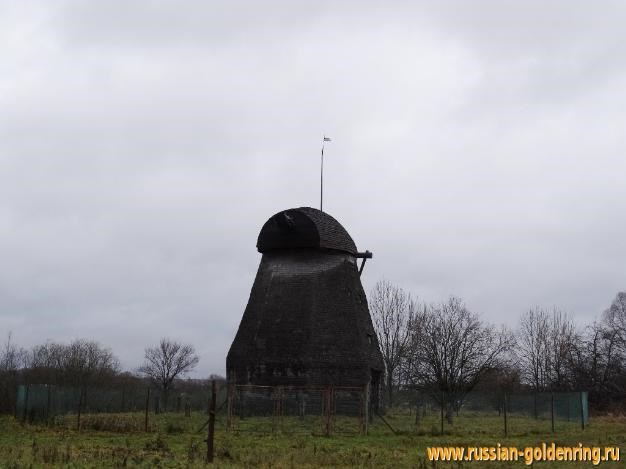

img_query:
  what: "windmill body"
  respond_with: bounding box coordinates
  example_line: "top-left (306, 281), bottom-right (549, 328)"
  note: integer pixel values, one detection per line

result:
top-left (227, 207), bottom-right (383, 401)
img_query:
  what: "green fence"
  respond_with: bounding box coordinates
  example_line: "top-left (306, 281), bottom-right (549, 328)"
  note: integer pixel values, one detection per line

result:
top-left (391, 390), bottom-right (589, 436)
top-left (14, 383), bottom-right (589, 437)
top-left (16, 383), bottom-right (228, 425)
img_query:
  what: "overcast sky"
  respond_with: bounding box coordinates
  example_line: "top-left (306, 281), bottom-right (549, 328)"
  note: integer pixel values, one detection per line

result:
top-left (1, 0), bottom-right (625, 377)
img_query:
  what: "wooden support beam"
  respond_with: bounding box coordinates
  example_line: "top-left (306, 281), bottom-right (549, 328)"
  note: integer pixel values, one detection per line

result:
top-left (357, 251), bottom-right (372, 276)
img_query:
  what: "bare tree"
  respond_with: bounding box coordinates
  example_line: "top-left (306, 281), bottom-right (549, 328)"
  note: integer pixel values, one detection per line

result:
top-left (139, 338), bottom-right (199, 411)
top-left (64, 339), bottom-right (120, 388)
top-left (28, 339), bottom-right (119, 388)
top-left (567, 293), bottom-right (626, 409)
top-left (0, 332), bottom-right (28, 414)
top-left (29, 342), bottom-right (66, 384)
top-left (0, 332), bottom-right (28, 372)
top-left (516, 308), bottom-right (575, 391)
top-left (604, 292), bottom-right (626, 353)
top-left (568, 321), bottom-right (623, 406)
top-left (601, 293), bottom-right (626, 389)
top-left (370, 279), bottom-right (415, 408)
top-left (517, 308), bottom-right (550, 390)
top-left (548, 310), bottom-right (576, 390)
top-left (405, 297), bottom-right (513, 423)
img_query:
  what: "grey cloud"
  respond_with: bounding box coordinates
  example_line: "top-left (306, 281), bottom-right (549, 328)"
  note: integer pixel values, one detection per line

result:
top-left (1, 1), bottom-right (625, 376)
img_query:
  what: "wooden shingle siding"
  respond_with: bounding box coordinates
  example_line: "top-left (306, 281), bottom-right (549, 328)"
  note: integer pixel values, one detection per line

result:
top-left (227, 208), bottom-right (383, 389)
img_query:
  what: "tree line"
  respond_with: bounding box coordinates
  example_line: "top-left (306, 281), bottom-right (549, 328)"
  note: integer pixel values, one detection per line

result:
top-left (3, 285), bottom-right (624, 418)
top-left (0, 336), bottom-right (208, 414)
top-left (370, 280), bottom-right (626, 418)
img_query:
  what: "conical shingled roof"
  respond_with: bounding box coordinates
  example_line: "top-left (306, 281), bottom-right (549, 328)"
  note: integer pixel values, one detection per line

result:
top-left (257, 207), bottom-right (357, 255)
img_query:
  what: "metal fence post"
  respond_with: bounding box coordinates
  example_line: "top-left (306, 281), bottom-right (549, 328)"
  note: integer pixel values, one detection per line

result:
top-left (503, 393), bottom-right (508, 437)
top-left (227, 384), bottom-right (234, 431)
top-left (324, 386), bottom-right (332, 436)
top-left (46, 385), bottom-right (52, 426)
top-left (144, 388), bottom-right (150, 432)
top-left (277, 386), bottom-right (283, 433)
top-left (550, 392), bottom-right (555, 433)
top-left (21, 384), bottom-right (30, 424)
top-left (440, 391), bottom-right (444, 435)
top-left (207, 380), bottom-right (216, 463)
top-left (272, 387), bottom-right (278, 434)
top-left (363, 383), bottom-right (370, 435)
top-left (76, 388), bottom-right (83, 431)
top-left (580, 391), bottom-right (585, 431)
top-left (185, 396), bottom-right (191, 417)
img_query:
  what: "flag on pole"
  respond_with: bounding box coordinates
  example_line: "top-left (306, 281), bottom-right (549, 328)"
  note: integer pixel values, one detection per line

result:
top-left (320, 136), bottom-right (331, 212)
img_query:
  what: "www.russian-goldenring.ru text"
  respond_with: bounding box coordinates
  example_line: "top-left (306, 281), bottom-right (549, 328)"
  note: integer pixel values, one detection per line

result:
top-left (427, 442), bottom-right (620, 465)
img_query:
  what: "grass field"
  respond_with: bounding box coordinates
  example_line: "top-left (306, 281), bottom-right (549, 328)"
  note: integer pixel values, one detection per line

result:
top-left (0, 410), bottom-right (624, 468)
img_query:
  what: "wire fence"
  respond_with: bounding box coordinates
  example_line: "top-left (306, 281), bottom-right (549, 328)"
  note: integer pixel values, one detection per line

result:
top-left (15, 383), bottom-right (229, 430)
top-left (391, 389), bottom-right (589, 436)
top-left (14, 383), bottom-right (369, 435)
top-left (226, 385), bottom-right (367, 435)
top-left (13, 382), bottom-right (589, 437)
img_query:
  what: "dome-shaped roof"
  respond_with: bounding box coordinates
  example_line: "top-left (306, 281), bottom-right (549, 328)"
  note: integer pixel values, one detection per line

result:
top-left (257, 207), bottom-right (357, 255)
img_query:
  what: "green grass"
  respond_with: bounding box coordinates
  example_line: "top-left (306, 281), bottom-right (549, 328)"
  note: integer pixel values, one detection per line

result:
top-left (0, 410), bottom-right (624, 468)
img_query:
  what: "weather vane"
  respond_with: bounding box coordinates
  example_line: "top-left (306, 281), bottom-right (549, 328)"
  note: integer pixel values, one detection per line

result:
top-left (320, 135), bottom-right (331, 212)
